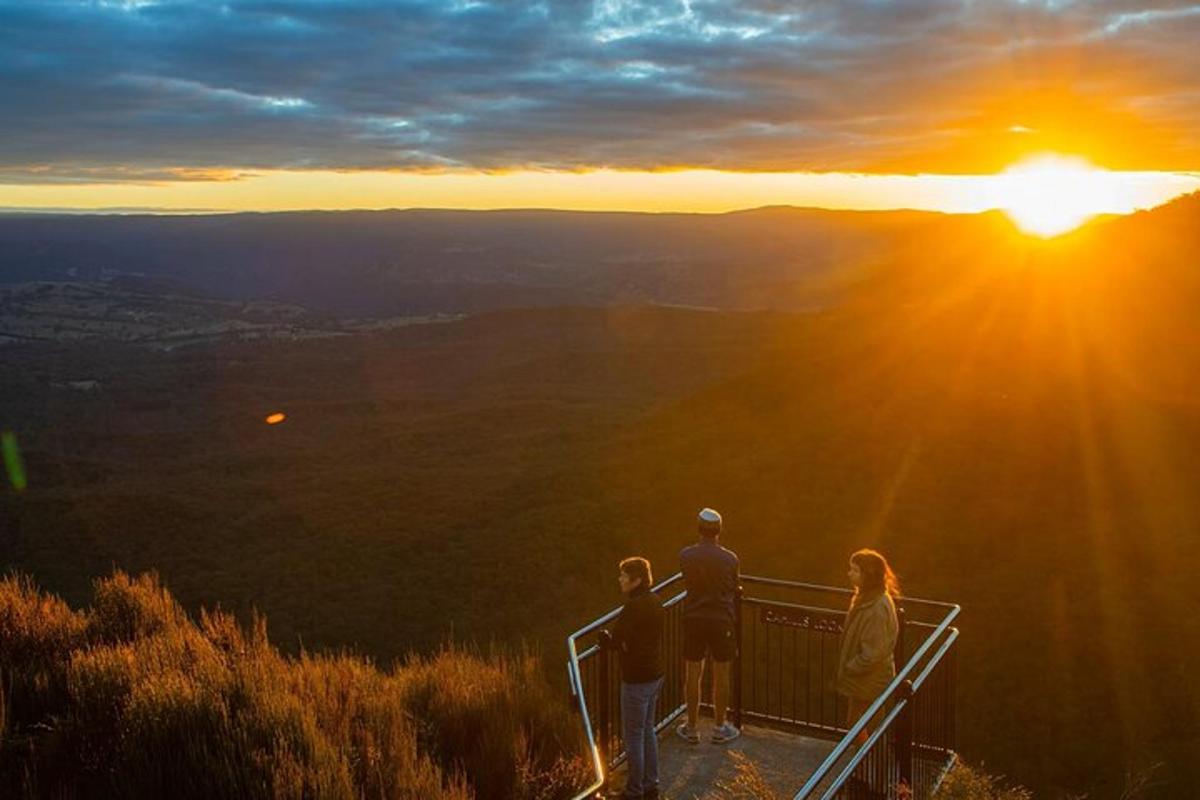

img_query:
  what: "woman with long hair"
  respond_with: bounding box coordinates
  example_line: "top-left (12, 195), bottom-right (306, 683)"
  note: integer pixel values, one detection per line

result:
top-left (835, 548), bottom-right (901, 744)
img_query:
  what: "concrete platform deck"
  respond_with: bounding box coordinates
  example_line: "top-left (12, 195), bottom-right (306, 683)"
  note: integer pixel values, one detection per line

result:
top-left (611, 722), bottom-right (836, 800)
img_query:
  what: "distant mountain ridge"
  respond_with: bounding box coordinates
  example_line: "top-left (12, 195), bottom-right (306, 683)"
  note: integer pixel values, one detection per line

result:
top-left (0, 206), bottom-right (1019, 315)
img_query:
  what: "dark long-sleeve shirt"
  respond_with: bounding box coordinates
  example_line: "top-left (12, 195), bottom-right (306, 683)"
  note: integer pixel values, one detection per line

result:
top-left (611, 585), bottom-right (665, 683)
top-left (679, 539), bottom-right (740, 624)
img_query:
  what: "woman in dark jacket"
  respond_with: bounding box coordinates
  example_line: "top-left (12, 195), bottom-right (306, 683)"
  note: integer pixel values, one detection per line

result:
top-left (611, 557), bottom-right (665, 800)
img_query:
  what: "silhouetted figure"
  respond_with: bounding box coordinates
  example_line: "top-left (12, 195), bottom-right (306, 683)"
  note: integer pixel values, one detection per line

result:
top-left (677, 507), bottom-right (740, 744)
top-left (836, 548), bottom-right (900, 746)
top-left (612, 557), bottom-right (665, 800)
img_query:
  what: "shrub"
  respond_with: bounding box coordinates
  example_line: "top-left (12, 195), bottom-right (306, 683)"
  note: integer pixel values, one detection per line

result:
top-left (0, 571), bottom-right (585, 799)
top-left (937, 762), bottom-right (1033, 800)
top-left (398, 645), bottom-right (589, 800)
top-left (0, 574), bottom-right (88, 728)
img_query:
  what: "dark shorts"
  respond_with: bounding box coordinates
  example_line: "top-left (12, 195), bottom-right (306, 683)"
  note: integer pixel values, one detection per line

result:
top-left (682, 618), bottom-right (736, 663)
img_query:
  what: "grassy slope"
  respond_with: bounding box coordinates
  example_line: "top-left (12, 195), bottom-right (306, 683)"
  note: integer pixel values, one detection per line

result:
top-left (0, 571), bottom-right (587, 799)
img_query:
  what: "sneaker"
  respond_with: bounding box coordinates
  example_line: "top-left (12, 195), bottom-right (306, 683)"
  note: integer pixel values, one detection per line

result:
top-left (675, 721), bottom-right (700, 744)
top-left (710, 722), bottom-right (741, 743)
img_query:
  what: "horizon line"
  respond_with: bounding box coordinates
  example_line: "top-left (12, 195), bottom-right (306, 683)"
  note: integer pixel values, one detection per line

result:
top-left (0, 203), bottom-right (1116, 218)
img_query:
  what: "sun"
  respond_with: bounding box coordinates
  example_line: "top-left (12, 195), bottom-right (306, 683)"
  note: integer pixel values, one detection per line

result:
top-left (994, 154), bottom-right (1120, 238)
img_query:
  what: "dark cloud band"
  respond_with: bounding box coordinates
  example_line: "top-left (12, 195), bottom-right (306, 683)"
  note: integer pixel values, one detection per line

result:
top-left (1, 0), bottom-right (1198, 182)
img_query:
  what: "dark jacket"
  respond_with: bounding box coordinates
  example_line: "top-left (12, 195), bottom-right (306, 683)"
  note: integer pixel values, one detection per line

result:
top-left (679, 539), bottom-right (740, 624)
top-left (611, 584), bottom-right (665, 684)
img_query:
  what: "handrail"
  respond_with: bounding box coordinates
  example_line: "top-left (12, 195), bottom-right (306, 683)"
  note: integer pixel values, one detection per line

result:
top-left (912, 627), bottom-right (959, 693)
top-left (740, 574), bottom-right (959, 612)
top-left (812, 628), bottom-right (959, 800)
top-left (568, 573), bottom-right (685, 643)
top-left (793, 604), bottom-right (961, 799)
top-left (818, 690), bottom-right (910, 800)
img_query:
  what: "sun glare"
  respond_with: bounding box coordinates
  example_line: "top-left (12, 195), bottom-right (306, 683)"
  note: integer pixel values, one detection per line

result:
top-left (993, 155), bottom-right (1122, 238)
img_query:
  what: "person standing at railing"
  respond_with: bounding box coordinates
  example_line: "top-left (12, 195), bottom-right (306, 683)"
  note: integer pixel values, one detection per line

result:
top-left (836, 548), bottom-right (901, 746)
top-left (677, 507), bottom-right (741, 745)
top-left (611, 557), bottom-right (666, 800)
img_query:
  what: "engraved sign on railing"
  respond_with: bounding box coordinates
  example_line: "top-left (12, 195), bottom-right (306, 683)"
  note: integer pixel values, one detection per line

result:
top-left (760, 605), bottom-right (844, 633)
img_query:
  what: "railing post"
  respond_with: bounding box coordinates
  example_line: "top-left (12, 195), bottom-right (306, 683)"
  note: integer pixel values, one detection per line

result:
top-left (895, 679), bottom-right (914, 796)
top-left (597, 630), bottom-right (613, 784)
top-left (894, 605), bottom-right (906, 665)
top-left (733, 584), bottom-right (744, 729)
top-left (946, 636), bottom-right (957, 751)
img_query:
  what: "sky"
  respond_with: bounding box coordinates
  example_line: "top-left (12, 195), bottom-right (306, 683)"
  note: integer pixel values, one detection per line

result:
top-left (2, 0), bottom-right (1200, 213)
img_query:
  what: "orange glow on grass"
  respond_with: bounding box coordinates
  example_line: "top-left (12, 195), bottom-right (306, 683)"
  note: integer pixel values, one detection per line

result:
top-left (265, 412), bottom-right (287, 425)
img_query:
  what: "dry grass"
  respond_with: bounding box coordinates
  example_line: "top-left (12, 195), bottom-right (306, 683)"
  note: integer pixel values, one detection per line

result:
top-left (0, 570), bottom-right (589, 799)
top-left (717, 750), bottom-right (781, 800)
top-left (938, 763), bottom-right (1033, 800)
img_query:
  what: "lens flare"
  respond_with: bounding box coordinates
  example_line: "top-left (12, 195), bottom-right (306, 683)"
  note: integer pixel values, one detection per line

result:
top-left (265, 412), bottom-right (287, 425)
top-left (2, 431), bottom-right (27, 492)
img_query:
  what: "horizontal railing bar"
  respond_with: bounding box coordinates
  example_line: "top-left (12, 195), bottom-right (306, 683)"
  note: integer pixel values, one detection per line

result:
top-left (819, 698), bottom-right (909, 800)
top-left (741, 574), bottom-right (960, 612)
top-left (568, 573), bottom-right (686, 642)
top-left (610, 707), bottom-right (687, 770)
top-left (912, 743), bottom-right (955, 759)
top-left (663, 591), bottom-right (688, 609)
top-left (739, 709), bottom-right (846, 739)
top-left (576, 644), bottom-right (600, 661)
top-left (742, 596), bottom-right (847, 617)
top-left (740, 575), bottom-right (853, 595)
top-left (910, 627), bottom-right (959, 693)
top-left (610, 704), bottom-right (689, 770)
top-left (930, 752), bottom-right (960, 796)
top-left (794, 605), bottom-right (960, 800)
top-left (655, 704), bottom-right (687, 735)
top-left (573, 573), bottom-right (953, 647)
top-left (813, 630), bottom-right (960, 800)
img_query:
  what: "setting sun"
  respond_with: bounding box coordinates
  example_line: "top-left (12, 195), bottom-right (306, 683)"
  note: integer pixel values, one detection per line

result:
top-left (993, 154), bottom-right (1126, 237)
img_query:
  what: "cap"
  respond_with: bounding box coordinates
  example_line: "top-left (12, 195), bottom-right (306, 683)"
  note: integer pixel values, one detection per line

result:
top-left (698, 507), bottom-right (722, 535)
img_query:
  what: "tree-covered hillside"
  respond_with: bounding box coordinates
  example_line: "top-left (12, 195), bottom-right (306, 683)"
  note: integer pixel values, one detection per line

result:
top-left (3, 196), bottom-right (1199, 795)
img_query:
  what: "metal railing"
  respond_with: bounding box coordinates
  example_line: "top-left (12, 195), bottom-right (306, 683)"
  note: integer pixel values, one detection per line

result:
top-left (566, 573), bottom-right (959, 800)
top-left (793, 603), bottom-right (959, 799)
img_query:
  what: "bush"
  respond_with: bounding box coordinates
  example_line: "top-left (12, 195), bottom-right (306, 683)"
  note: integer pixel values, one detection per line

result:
top-left (938, 762), bottom-right (1032, 800)
top-left (398, 646), bottom-right (590, 800)
top-left (0, 571), bottom-right (586, 799)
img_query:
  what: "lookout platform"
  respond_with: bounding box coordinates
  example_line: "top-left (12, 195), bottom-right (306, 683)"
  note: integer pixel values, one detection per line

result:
top-left (610, 723), bottom-right (836, 799)
top-left (567, 573), bottom-right (961, 799)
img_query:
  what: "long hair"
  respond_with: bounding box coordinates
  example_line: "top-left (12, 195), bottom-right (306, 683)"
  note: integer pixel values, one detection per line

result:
top-left (850, 549), bottom-right (900, 605)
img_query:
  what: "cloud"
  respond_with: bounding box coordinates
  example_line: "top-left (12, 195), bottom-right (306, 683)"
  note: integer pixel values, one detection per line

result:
top-left (1, 0), bottom-right (1198, 182)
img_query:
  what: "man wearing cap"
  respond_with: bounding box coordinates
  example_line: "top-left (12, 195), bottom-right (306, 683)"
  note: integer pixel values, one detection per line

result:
top-left (677, 507), bottom-right (741, 744)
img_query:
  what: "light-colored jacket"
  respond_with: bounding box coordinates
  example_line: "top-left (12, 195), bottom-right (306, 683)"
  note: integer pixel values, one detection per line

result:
top-left (835, 591), bottom-right (899, 701)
